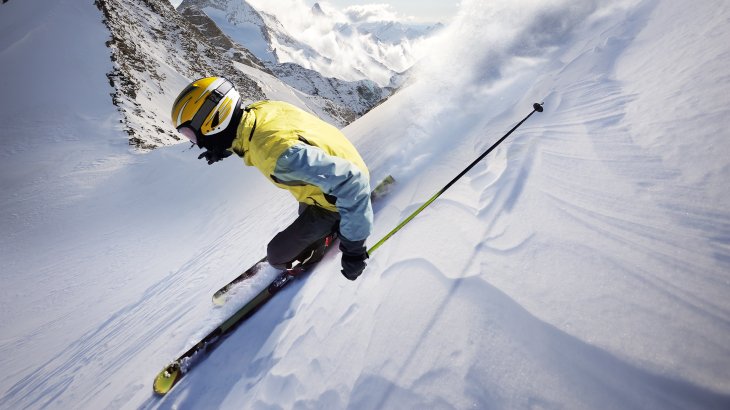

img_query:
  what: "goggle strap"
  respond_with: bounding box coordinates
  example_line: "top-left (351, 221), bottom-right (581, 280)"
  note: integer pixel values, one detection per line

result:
top-left (190, 80), bottom-right (233, 131)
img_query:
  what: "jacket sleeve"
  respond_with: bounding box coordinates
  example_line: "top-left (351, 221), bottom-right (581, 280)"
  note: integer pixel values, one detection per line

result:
top-left (273, 144), bottom-right (373, 241)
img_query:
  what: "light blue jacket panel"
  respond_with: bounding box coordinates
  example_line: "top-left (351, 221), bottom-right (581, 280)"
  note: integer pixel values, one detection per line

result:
top-left (273, 144), bottom-right (373, 241)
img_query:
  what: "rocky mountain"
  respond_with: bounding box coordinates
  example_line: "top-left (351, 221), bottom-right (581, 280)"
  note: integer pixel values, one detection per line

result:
top-left (177, 6), bottom-right (269, 74)
top-left (176, 0), bottom-right (276, 62)
top-left (268, 63), bottom-right (386, 118)
top-left (94, 0), bottom-right (265, 149)
top-left (357, 20), bottom-right (444, 45)
top-left (174, 0), bottom-right (440, 86)
top-left (92, 0), bottom-right (386, 150)
top-left (176, 0), bottom-right (395, 120)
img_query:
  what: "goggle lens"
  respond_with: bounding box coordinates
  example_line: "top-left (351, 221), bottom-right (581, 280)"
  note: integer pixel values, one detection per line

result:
top-left (178, 126), bottom-right (197, 143)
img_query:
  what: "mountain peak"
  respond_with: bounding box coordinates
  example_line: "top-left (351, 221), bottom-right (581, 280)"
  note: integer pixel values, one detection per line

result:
top-left (183, 0), bottom-right (438, 86)
top-left (312, 2), bottom-right (325, 17)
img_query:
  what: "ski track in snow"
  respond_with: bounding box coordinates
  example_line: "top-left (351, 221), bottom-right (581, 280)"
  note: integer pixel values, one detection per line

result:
top-left (0, 209), bottom-right (280, 408)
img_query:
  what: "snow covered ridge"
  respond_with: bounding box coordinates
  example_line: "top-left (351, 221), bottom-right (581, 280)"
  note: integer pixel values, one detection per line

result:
top-left (95, 0), bottom-right (387, 150)
top-left (94, 0), bottom-right (266, 150)
top-left (177, 6), bottom-right (269, 74)
top-left (179, 0), bottom-right (440, 87)
top-left (177, 0), bottom-right (396, 119)
top-left (176, 3), bottom-right (377, 127)
top-left (268, 63), bottom-right (387, 120)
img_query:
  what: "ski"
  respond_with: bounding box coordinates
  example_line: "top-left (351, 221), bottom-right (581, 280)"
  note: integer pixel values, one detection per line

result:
top-left (212, 232), bottom-right (336, 306)
top-left (153, 268), bottom-right (300, 396)
top-left (152, 175), bottom-right (395, 396)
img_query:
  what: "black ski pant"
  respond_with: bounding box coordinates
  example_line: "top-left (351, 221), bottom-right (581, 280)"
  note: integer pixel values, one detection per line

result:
top-left (267, 204), bottom-right (340, 270)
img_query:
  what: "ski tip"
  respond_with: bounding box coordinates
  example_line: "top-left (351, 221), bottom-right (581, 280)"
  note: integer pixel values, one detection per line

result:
top-left (212, 293), bottom-right (227, 306)
top-left (212, 286), bottom-right (233, 305)
top-left (153, 362), bottom-right (181, 396)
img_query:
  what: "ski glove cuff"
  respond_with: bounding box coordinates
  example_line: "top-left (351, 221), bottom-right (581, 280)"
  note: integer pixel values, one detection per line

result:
top-left (339, 237), bottom-right (368, 281)
top-left (198, 149), bottom-right (232, 165)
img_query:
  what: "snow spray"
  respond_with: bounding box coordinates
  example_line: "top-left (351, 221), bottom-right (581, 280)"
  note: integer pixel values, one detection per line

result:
top-left (368, 102), bottom-right (544, 255)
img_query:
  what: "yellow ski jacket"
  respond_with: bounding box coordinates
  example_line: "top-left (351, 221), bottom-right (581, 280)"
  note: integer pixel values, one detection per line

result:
top-left (230, 101), bottom-right (373, 241)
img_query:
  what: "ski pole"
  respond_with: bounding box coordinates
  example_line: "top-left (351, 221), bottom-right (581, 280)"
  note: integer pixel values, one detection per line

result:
top-left (368, 102), bottom-right (544, 255)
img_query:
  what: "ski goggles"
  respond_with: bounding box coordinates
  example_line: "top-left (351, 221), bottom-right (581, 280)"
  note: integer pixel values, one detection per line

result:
top-left (177, 125), bottom-right (198, 144)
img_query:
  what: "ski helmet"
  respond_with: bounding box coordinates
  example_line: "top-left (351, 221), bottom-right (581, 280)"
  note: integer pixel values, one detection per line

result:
top-left (171, 77), bottom-right (241, 144)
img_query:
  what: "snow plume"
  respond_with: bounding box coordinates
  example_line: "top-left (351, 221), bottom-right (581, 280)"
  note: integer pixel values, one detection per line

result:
top-left (343, 3), bottom-right (403, 23)
top-left (416, 0), bottom-right (619, 89)
top-left (354, 0), bottom-right (639, 185)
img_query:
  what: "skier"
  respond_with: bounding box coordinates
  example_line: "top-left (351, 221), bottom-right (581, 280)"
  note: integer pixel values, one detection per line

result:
top-left (171, 77), bottom-right (372, 280)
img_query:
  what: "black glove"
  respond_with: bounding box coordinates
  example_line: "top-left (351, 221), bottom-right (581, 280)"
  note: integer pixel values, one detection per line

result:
top-left (198, 149), bottom-right (232, 165)
top-left (339, 237), bottom-right (369, 281)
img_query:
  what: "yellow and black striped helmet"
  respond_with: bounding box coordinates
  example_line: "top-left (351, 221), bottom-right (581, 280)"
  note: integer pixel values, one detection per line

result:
top-left (171, 77), bottom-right (241, 142)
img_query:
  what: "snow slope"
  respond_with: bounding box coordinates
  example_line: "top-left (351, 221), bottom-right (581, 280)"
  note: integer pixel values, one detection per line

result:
top-left (1, 0), bottom-right (730, 409)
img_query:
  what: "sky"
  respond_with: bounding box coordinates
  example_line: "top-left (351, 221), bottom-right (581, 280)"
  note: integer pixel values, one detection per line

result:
top-left (169, 0), bottom-right (458, 23)
top-left (313, 0), bottom-right (459, 23)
